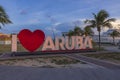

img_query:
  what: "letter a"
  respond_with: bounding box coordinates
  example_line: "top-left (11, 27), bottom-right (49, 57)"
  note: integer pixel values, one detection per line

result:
top-left (42, 36), bottom-right (55, 51)
top-left (83, 36), bottom-right (93, 49)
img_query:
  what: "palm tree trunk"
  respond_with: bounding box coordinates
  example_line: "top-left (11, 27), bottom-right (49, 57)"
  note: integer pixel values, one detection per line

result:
top-left (113, 37), bottom-right (115, 45)
top-left (98, 31), bottom-right (101, 51)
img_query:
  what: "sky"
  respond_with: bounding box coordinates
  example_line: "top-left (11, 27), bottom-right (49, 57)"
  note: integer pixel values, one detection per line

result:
top-left (0, 0), bottom-right (120, 36)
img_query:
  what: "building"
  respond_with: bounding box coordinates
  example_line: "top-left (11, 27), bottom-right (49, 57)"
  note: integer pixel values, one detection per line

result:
top-left (0, 33), bottom-right (11, 45)
top-left (62, 32), bottom-right (69, 37)
top-left (102, 29), bottom-right (120, 36)
top-left (93, 29), bottom-right (120, 44)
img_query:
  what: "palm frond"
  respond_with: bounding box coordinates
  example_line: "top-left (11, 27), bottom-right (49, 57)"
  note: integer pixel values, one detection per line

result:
top-left (98, 10), bottom-right (109, 19)
top-left (92, 13), bottom-right (97, 20)
top-left (104, 18), bottom-right (116, 23)
top-left (84, 26), bottom-right (94, 36)
top-left (0, 6), bottom-right (12, 27)
top-left (103, 22), bottom-right (113, 28)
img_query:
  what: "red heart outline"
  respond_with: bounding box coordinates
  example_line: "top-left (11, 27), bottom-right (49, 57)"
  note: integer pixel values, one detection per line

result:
top-left (18, 29), bottom-right (45, 52)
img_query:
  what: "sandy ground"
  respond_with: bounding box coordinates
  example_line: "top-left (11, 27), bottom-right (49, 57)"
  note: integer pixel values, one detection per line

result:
top-left (0, 56), bottom-right (97, 68)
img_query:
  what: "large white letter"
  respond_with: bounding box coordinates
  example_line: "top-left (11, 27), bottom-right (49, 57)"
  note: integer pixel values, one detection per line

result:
top-left (75, 36), bottom-right (83, 49)
top-left (83, 36), bottom-right (93, 49)
top-left (55, 37), bottom-right (59, 50)
top-left (55, 37), bottom-right (65, 50)
top-left (65, 36), bottom-right (75, 50)
top-left (42, 36), bottom-right (55, 51)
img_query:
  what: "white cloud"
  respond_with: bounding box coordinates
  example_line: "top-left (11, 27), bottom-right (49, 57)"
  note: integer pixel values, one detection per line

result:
top-left (19, 9), bottom-right (28, 15)
top-left (45, 27), bottom-right (60, 33)
top-left (28, 19), bottom-right (40, 24)
top-left (32, 11), bottom-right (45, 17)
top-left (111, 19), bottom-right (120, 29)
top-left (53, 22), bottom-right (61, 26)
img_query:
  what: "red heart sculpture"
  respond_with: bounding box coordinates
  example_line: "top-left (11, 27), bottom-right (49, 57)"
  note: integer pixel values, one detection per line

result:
top-left (18, 29), bottom-right (45, 52)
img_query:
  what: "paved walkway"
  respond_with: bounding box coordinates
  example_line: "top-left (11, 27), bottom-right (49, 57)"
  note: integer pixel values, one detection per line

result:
top-left (102, 45), bottom-right (120, 52)
top-left (0, 65), bottom-right (120, 80)
top-left (0, 47), bottom-right (120, 80)
top-left (65, 54), bottom-right (120, 69)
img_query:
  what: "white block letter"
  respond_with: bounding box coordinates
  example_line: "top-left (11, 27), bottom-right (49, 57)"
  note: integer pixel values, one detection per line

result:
top-left (42, 36), bottom-right (55, 51)
top-left (75, 36), bottom-right (83, 49)
top-left (65, 36), bottom-right (75, 50)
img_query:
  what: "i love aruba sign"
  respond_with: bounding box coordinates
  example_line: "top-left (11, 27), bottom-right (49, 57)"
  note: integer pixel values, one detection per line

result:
top-left (11, 29), bottom-right (93, 53)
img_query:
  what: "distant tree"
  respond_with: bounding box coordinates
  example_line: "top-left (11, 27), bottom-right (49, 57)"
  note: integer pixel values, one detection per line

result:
top-left (68, 26), bottom-right (94, 36)
top-left (68, 30), bottom-right (74, 37)
top-left (85, 9), bottom-right (115, 50)
top-left (74, 26), bottom-right (83, 36)
top-left (0, 6), bottom-right (12, 28)
top-left (84, 26), bottom-right (94, 36)
top-left (68, 26), bottom-right (84, 37)
top-left (110, 30), bottom-right (120, 45)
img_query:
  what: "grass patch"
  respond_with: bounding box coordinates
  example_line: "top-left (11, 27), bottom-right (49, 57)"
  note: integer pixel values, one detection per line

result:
top-left (93, 46), bottom-right (105, 51)
top-left (0, 44), bottom-right (43, 54)
top-left (92, 42), bottom-right (105, 51)
top-left (0, 45), bottom-right (11, 53)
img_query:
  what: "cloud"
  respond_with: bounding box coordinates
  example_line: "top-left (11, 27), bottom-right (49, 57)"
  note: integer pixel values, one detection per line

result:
top-left (45, 14), bottom-right (58, 23)
top-left (19, 9), bottom-right (28, 15)
top-left (28, 19), bottom-right (40, 24)
top-left (53, 22), bottom-right (61, 26)
top-left (111, 19), bottom-right (120, 29)
top-left (45, 27), bottom-right (60, 33)
top-left (33, 11), bottom-right (45, 17)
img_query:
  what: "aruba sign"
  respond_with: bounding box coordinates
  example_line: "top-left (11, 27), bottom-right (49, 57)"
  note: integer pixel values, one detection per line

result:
top-left (11, 29), bottom-right (93, 52)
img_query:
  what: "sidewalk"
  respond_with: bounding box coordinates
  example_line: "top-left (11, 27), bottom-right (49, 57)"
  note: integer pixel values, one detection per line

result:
top-left (65, 54), bottom-right (120, 69)
top-left (0, 65), bottom-right (120, 80)
top-left (102, 45), bottom-right (120, 52)
top-left (0, 51), bottom-right (120, 80)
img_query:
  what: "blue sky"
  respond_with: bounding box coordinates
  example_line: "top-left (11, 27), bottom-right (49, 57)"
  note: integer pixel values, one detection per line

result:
top-left (0, 0), bottom-right (120, 36)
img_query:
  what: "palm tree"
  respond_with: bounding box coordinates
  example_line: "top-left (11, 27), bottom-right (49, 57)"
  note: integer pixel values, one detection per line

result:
top-left (84, 26), bottom-right (94, 36)
top-left (85, 10), bottom-right (116, 50)
top-left (68, 27), bottom-right (83, 36)
top-left (68, 30), bottom-right (74, 37)
top-left (68, 26), bottom-right (94, 36)
top-left (110, 30), bottom-right (120, 45)
top-left (74, 26), bottom-right (83, 36)
top-left (0, 6), bottom-right (12, 28)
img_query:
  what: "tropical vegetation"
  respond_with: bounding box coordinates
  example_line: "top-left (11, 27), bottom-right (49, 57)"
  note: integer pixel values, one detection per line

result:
top-left (68, 26), bottom-right (94, 37)
top-left (0, 6), bottom-right (12, 28)
top-left (85, 10), bottom-right (116, 50)
top-left (110, 30), bottom-right (120, 45)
